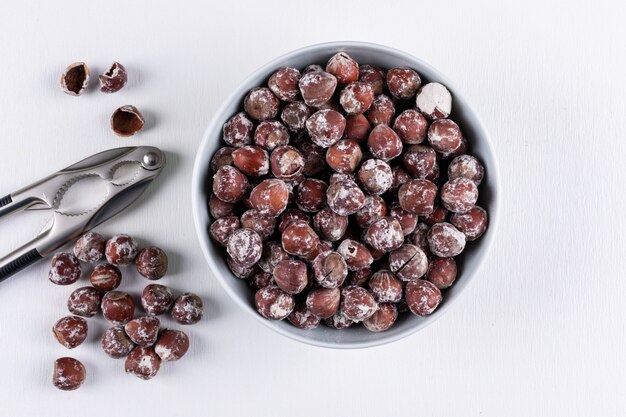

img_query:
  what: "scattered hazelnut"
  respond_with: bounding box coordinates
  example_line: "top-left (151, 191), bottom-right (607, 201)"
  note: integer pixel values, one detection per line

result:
top-left (101, 291), bottom-right (135, 325)
top-left (135, 246), bottom-right (168, 280)
top-left (52, 357), bottom-right (86, 391)
top-left (48, 252), bottom-right (81, 285)
top-left (101, 326), bottom-right (135, 358)
top-left (171, 293), bottom-right (203, 325)
top-left (73, 232), bottom-right (105, 263)
top-left (125, 346), bottom-right (161, 380)
top-left (141, 284), bottom-right (174, 315)
top-left (110, 105), bottom-right (145, 137)
top-left (105, 234), bottom-right (138, 266)
top-left (90, 263), bottom-right (122, 291)
top-left (53, 316), bottom-right (88, 349)
top-left (124, 316), bottom-right (160, 347)
top-left (67, 286), bottom-right (102, 318)
top-left (155, 330), bottom-right (189, 361)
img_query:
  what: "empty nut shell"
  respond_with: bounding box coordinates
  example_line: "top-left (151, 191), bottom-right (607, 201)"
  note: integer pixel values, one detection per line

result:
top-left (52, 357), bottom-right (86, 391)
top-left (110, 105), bottom-right (145, 137)
top-left (60, 62), bottom-right (90, 96)
top-left (99, 62), bottom-right (128, 93)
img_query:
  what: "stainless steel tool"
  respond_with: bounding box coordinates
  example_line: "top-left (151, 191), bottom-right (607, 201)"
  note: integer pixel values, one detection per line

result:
top-left (0, 146), bottom-right (165, 282)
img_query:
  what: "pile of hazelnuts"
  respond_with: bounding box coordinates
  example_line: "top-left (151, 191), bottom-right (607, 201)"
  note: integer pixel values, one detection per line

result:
top-left (49, 232), bottom-right (203, 391)
top-left (208, 51), bottom-right (488, 333)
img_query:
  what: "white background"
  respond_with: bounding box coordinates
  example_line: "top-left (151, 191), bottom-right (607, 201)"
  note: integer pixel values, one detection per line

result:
top-left (0, 1), bottom-right (624, 416)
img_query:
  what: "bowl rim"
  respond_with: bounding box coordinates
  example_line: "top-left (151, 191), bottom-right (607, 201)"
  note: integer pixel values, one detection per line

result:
top-left (192, 41), bottom-right (501, 349)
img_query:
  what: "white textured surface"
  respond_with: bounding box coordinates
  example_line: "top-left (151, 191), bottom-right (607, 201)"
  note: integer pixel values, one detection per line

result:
top-left (0, 0), bottom-right (625, 415)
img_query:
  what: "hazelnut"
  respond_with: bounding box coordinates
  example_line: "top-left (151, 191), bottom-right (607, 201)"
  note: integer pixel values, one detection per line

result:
top-left (326, 52), bottom-right (359, 85)
top-left (155, 330), bottom-right (190, 361)
top-left (101, 326), bottom-right (135, 358)
top-left (171, 293), bottom-right (203, 325)
top-left (421, 204), bottom-right (449, 226)
top-left (312, 251), bottom-right (348, 288)
top-left (389, 202), bottom-right (418, 236)
top-left (326, 180), bottom-right (365, 216)
top-left (298, 142), bottom-right (326, 176)
top-left (428, 119), bottom-right (462, 153)
top-left (67, 286), bottom-right (102, 318)
top-left (388, 244), bottom-right (428, 281)
top-left (73, 232), bottom-right (105, 263)
top-left (355, 195), bottom-right (387, 228)
top-left (339, 81), bottom-right (374, 115)
top-left (368, 124), bottom-right (403, 161)
top-left (249, 179), bottom-right (290, 217)
top-left (268, 67), bottom-right (301, 102)
top-left (393, 109), bottom-right (427, 144)
top-left (288, 304), bottom-right (321, 329)
top-left (345, 114), bottom-right (372, 142)
top-left (141, 284), bottom-right (174, 315)
top-left (227, 228), bottom-right (262, 267)
top-left (440, 178), bottom-right (479, 214)
top-left (135, 246), bottom-right (169, 280)
top-left (209, 216), bottom-right (241, 246)
top-left (101, 291), bottom-right (135, 325)
top-left (298, 70), bottom-right (337, 107)
top-left (48, 252), bottom-right (81, 285)
top-left (357, 159), bottom-right (393, 195)
top-left (213, 165), bottom-right (249, 203)
top-left (450, 205), bottom-right (488, 241)
top-left (306, 287), bottom-right (340, 319)
top-left (124, 316), bottom-right (160, 347)
top-left (448, 155), bottom-right (485, 185)
top-left (90, 263), bottom-right (122, 291)
top-left (366, 94), bottom-right (395, 126)
top-left (53, 316), bottom-right (88, 349)
top-left (358, 64), bottom-right (386, 95)
top-left (405, 279), bottom-right (442, 316)
top-left (244, 87), bottom-right (280, 121)
top-left (232, 146), bottom-right (270, 177)
top-left (227, 256), bottom-right (257, 279)
top-left (249, 271), bottom-right (273, 291)
top-left (60, 62), bottom-right (89, 96)
top-left (346, 266), bottom-right (373, 287)
top-left (426, 257), bottom-right (457, 289)
top-left (403, 145), bottom-right (437, 178)
top-left (273, 260), bottom-right (308, 294)
top-left (105, 234), bottom-right (138, 266)
top-left (296, 179), bottom-right (328, 213)
top-left (281, 102), bottom-right (313, 133)
top-left (223, 112), bottom-right (254, 147)
top-left (326, 139), bottom-right (363, 174)
top-left (340, 286), bottom-right (378, 322)
top-left (364, 217), bottom-right (404, 253)
top-left (52, 357), bottom-right (86, 391)
top-left (386, 67), bottom-right (421, 100)
top-left (254, 120), bottom-right (290, 151)
top-left (369, 270), bottom-right (403, 303)
top-left (258, 241), bottom-right (291, 273)
top-left (398, 179), bottom-right (438, 215)
top-left (415, 82), bottom-right (452, 120)
top-left (255, 286), bottom-right (295, 320)
top-left (312, 207), bottom-right (348, 242)
top-left (427, 222), bottom-right (466, 258)
top-left (125, 346), bottom-right (161, 380)
top-left (99, 62), bottom-right (128, 93)
top-left (306, 109), bottom-right (346, 148)
top-left (363, 303), bottom-right (398, 332)
top-left (337, 239), bottom-right (373, 271)
top-left (281, 221), bottom-right (319, 256)
top-left (208, 194), bottom-right (236, 219)
top-left (324, 311), bottom-right (355, 329)
top-left (240, 209), bottom-right (276, 240)
top-left (110, 105), bottom-right (145, 137)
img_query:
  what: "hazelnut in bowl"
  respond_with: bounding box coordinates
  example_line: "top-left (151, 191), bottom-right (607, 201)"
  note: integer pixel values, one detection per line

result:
top-left (192, 42), bottom-right (499, 349)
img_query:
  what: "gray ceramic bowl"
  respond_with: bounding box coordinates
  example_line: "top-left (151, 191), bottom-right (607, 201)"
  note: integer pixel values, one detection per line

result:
top-left (192, 41), bottom-right (500, 349)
